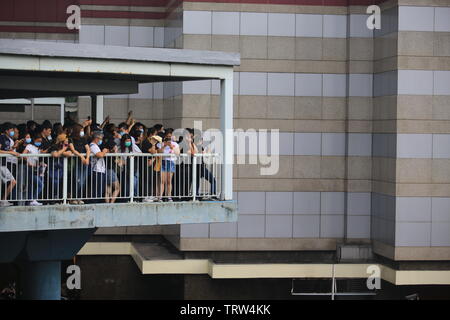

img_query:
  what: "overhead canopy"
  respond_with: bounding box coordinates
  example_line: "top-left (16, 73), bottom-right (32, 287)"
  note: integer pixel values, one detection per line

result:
top-left (0, 39), bottom-right (240, 99)
top-left (0, 39), bottom-right (236, 201)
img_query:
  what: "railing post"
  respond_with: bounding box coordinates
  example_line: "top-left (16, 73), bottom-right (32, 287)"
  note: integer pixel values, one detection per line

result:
top-left (129, 155), bottom-right (134, 203)
top-left (62, 157), bottom-right (68, 204)
top-left (192, 155), bottom-right (197, 201)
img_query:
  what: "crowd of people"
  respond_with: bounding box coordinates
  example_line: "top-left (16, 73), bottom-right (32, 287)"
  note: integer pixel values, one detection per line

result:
top-left (0, 112), bottom-right (217, 207)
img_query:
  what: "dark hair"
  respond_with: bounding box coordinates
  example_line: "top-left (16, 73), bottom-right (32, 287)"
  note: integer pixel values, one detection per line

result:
top-left (118, 122), bottom-right (128, 130)
top-left (70, 124), bottom-right (84, 140)
top-left (26, 121), bottom-right (38, 135)
top-left (104, 123), bottom-right (116, 135)
top-left (53, 123), bottom-right (64, 137)
top-left (37, 124), bottom-right (52, 134)
top-left (186, 128), bottom-right (194, 135)
top-left (154, 124), bottom-right (163, 132)
top-left (120, 134), bottom-right (132, 152)
top-left (103, 139), bottom-right (116, 152)
top-left (26, 120), bottom-right (37, 128)
top-left (90, 123), bottom-right (102, 132)
top-left (2, 122), bottom-right (16, 133)
top-left (147, 127), bottom-right (157, 137)
top-left (135, 122), bottom-right (145, 130)
top-left (18, 125), bottom-right (29, 140)
top-left (129, 127), bottom-right (142, 141)
top-left (42, 120), bottom-right (52, 128)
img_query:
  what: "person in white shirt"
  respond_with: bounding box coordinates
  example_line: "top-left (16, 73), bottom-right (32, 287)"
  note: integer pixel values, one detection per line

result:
top-left (22, 135), bottom-right (44, 206)
top-left (157, 131), bottom-right (179, 202)
top-left (0, 123), bottom-right (19, 206)
top-left (89, 131), bottom-right (108, 203)
top-left (117, 134), bottom-right (140, 201)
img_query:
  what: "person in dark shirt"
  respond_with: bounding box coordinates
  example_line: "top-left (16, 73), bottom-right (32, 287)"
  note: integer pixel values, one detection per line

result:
top-left (141, 127), bottom-right (161, 202)
top-left (177, 128), bottom-right (198, 201)
top-left (15, 131), bottom-right (32, 154)
top-left (48, 134), bottom-right (73, 203)
top-left (68, 124), bottom-right (90, 204)
top-left (26, 121), bottom-right (38, 136)
top-left (36, 123), bottom-right (53, 152)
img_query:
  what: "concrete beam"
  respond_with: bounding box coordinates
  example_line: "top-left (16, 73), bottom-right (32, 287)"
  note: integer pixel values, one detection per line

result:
top-left (0, 39), bottom-right (240, 66)
top-left (0, 75), bottom-right (138, 95)
top-left (0, 201), bottom-right (237, 233)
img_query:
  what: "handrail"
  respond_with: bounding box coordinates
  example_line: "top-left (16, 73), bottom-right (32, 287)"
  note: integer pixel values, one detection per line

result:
top-left (0, 152), bottom-right (221, 205)
top-left (0, 153), bottom-right (220, 158)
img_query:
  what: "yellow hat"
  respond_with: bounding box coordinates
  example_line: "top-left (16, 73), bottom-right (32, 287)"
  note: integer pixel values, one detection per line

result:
top-left (151, 135), bottom-right (162, 143)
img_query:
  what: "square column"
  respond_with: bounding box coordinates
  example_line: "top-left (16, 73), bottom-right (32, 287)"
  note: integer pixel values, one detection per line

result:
top-left (220, 75), bottom-right (233, 200)
top-left (90, 95), bottom-right (104, 124)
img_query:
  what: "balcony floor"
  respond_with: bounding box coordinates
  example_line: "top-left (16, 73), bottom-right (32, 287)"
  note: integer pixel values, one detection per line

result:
top-left (0, 200), bottom-right (237, 232)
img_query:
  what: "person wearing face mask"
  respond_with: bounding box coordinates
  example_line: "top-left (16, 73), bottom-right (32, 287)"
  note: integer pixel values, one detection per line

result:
top-left (117, 122), bottom-right (141, 153)
top-left (14, 132), bottom-right (32, 204)
top-left (89, 131), bottom-right (108, 203)
top-left (22, 135), bottom-right (45, 206)
top-left (117, 122), bottom-right (129, 138)
top-left (16, 132), bottom-right (32, 154)
top-left (117, 134), bottom-right (139, 201)
top-left (68, 124), bottom-right (90, 204)
top-left (157, 131), bottom-right (180, 202)
top-left (0, 123), bottom-right (19, 207)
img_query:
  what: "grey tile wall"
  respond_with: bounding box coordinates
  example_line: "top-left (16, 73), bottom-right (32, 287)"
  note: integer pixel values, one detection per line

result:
top-left (238, 214), bottom-right (265, 238)
top-left (396, 197), bottom-right (432, 222)
top-left (397, 134), bottom-right (432, 158)
top-left (398, 6), bottom-right (435, 32)
top-left (293, 192), bottom-right (321, 215)
top-left (293, 215), bottom-right (320, 237)
top-left (395, 222), bottom-right (431, 246)
top-left (210, 222), bottom-right (238, 238)
top-left (266, 192), bottom-right (293, 215)
top-left (265, 215), bottom-right (293, 238)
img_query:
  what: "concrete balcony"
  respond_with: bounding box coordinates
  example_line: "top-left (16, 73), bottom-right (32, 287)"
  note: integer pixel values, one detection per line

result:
top-left (0, 200), bottom-right (237, 233)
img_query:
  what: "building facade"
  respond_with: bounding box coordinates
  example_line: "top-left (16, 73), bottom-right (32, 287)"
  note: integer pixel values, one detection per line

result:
top-left (1, 0), bottom-right (450, 298)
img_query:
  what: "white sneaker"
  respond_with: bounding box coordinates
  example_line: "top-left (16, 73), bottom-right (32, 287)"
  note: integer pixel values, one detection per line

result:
top-left (167, 197), bottom-right (173, 202)
top-left (29, 200), bottom-right (43, 206)
top-left (143, 197), bottom-right (154, 203)
top-left (0, 200), bottom-right (13, 207)
top-left (78, 200), bottom-right (84, 205)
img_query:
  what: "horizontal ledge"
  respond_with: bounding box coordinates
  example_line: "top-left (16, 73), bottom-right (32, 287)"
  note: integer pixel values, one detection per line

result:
top-left (0, 200), bottom-right (237, 232)
top-left (77, 242), bottom-right (450, 286)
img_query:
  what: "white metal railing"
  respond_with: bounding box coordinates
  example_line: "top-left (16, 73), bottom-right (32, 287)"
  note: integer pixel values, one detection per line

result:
top-left (0, 153), bottom-right (221, 206)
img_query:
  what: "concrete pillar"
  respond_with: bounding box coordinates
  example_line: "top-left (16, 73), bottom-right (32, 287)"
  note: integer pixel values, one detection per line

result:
top-left (96, 95), bottom-right (104, 124)
top-left (220, 76), bottom-right (233, 201)
top-left (90, 95), bottom-right (97, 124)
top-left (21, 260), bottom-right (61, 300)
top-left (91, 95), bottom-right (104, 125)
top-left (60, 101), bottom-right (65, 125)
